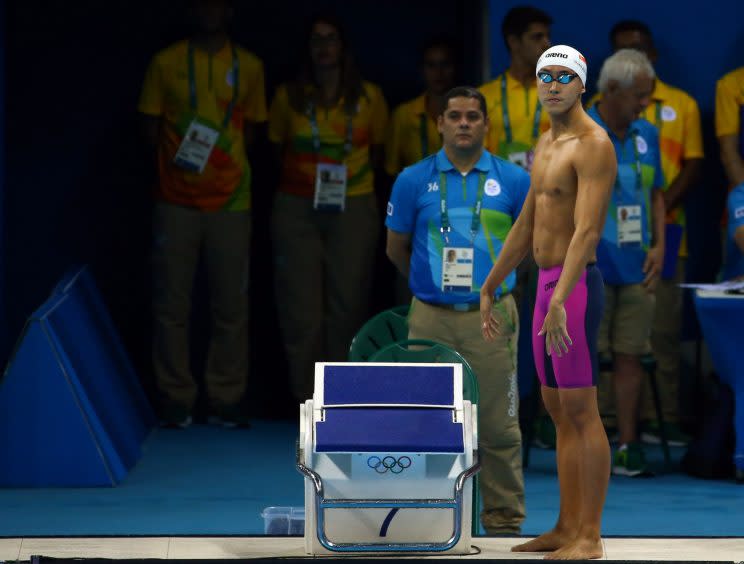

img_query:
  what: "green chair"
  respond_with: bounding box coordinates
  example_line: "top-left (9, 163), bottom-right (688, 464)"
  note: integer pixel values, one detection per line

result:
top-left (368, 338), bottom-right (482, 537)
top-left (348, 305), bottom-right (409, 362)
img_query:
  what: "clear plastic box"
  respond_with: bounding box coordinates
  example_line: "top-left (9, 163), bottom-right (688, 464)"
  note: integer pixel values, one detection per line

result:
top-left (261, 506), bottom-right (305, 535)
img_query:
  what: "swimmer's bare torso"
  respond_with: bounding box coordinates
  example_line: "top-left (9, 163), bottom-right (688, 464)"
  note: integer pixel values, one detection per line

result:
top-left (530, 118), bottom-right (612, 270)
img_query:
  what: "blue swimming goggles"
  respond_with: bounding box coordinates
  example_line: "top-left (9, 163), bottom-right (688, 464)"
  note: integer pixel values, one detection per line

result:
top-left (538, 71), bottom-right (580, 84)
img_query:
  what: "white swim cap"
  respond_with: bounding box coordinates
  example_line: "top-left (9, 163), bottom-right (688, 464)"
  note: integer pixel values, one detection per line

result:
top-left (536, 45), bottom-right (587, 86)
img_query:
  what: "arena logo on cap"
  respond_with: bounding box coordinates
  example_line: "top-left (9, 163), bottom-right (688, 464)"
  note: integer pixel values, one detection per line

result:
top-left (545, 52), bottom-right (568, 59)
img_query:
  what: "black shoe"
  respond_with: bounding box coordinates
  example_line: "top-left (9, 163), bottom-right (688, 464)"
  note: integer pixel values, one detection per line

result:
top-left (159, 403), bottom-right (192, 429)
top-left (208, 404), bottom-right (251, 429)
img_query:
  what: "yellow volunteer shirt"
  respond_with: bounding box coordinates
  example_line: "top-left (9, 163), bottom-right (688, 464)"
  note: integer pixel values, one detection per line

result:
top-left (138, 40), bottom-right (267, 211)
top-left (384, 94), bottom-right (441, 175)
top-left (268, 81), bottom-right (388, 198)
top-left (587, 78), bottom-right (704, 257)
top-left (715, 66), bottom-right (744, 138)
top-left (479, 72), bottom-right (551, 164)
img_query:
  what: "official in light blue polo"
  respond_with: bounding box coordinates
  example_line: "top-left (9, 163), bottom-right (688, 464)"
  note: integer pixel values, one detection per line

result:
top-left (385, 86), bottom-right (529, 535)
top-left (587, 105), bottom-right (665, 286)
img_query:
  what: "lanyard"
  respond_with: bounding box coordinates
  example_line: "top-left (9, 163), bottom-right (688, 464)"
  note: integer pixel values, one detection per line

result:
top-left (188, 42), bottom-right (239, 129)
top-left (420, 113), bottom-right (429, 159)
top-left (653, 100), bottom-right (662, 132)
top-left (615, 133), bottom-right (643, 201)
top-left (309, 104), bottom-right (353, 159)
top-left (439, 171), bottom-right (486, 245)
top-left (501, 74), bottom-right (542, 145)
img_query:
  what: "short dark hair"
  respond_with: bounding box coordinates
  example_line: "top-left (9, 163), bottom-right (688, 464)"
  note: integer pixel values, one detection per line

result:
top-left (441, 86), bottom-right (487, 117)
top-left (419, 34), bottom-right (459, 63)
top-left (609, 20), bottom-right (654, 48)
top-left (501, 6), bottom-right (552, 51)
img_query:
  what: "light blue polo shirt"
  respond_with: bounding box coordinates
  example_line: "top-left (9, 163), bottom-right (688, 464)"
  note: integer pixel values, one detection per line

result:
top-left (385, 148), bottom-right (530, 304)
top-left (588, 105), bottom-right (664, 286)
top-left (724, 183), bottom-right (744, 280)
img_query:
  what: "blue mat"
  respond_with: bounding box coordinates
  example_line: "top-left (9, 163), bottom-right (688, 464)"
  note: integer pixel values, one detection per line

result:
top-left (0, 420), bottom-right (739, 536)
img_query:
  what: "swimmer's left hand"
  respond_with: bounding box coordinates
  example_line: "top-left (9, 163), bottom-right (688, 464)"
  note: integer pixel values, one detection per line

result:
top-left (539, 301), bottom-right (572, 357)
top-left (642, 244), bottom-right (664, 291)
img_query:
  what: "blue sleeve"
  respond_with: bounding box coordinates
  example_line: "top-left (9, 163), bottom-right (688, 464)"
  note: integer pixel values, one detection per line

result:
top-left (650, 127), bottom-right (665, 190)
top-left (728, 184), bottom-right (744, 229)
top-left (512, 168), bottom-right (531, 219)
top-left (385, 169), bottom-right (418, 233)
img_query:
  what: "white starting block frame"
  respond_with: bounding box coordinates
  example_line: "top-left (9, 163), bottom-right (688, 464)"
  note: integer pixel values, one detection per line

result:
top-left (296, 362), bottom-right (480, 554)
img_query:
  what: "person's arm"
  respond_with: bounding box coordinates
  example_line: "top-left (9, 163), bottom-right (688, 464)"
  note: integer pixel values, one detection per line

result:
top-left (481, 171), bottom-right (533, 340)
top-left (720, 135), bottom-right (744, 187)
top-left (735, 225), bottom-right (744, 254)
top-left (481, 185), bottom-right (535, 297)
top-left (643, 189), bottom-right (666, 290)
top-left (542, 133), bottom-right (616, 355)
top-left (663, 158), bottom-right (702, 212)
top-left (552, 135), bottom-right (615, 306)
top-left (386, 229), bottom-right (412, 278)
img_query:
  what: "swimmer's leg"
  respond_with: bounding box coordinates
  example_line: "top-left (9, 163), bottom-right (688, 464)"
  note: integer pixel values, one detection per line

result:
top-left (512, 385), bottom-right (582, 553)
top-left (545, 387), bottom-right (608, 561)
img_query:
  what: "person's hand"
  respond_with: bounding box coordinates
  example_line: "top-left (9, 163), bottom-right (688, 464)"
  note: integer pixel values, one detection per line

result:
top-left (480, 291), bottom-right (499, 341)
top-left (643, 244), bottom-right (665, 291)
top-left (538, 300), bottom-right (571, 357)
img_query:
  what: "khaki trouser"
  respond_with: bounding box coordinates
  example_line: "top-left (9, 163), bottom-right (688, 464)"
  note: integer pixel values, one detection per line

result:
top-left (272, 192), bottom-right (380, 402)
top-left (645, 258), bottom-right (686, 423)
top-left (152, 202), bottom-right (251, 413)
top-left (597, 283), bottom-right (655, 423)
top-left (408, 295), bottom-right (525, 534)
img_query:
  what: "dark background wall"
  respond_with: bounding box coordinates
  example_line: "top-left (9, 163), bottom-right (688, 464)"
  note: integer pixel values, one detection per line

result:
top-left (2, 0), bottom-right (484, 417)
top-left (3, 0), bottom-right (740, 418)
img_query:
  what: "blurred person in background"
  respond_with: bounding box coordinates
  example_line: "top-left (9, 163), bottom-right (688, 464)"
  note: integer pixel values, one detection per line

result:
top-left (588, 21), bottom-right (703, 447)
top-left (139, 0), bottom-right (266, 428)
top-left (269, 13), bottom-right (388, 403)
top-left (385, 35), bottom-right (458, 304)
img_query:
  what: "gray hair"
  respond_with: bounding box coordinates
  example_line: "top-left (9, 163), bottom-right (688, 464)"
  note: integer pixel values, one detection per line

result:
top-left (597, 48), bottom-right (655, 93)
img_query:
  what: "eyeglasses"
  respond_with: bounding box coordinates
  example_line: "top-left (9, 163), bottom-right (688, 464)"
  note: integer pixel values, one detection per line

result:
top-left (538, 71), bottom-right (579, 84)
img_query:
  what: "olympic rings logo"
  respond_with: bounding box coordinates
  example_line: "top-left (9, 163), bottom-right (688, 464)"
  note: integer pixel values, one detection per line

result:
top-left (367, 455), bottom-right (412, 474)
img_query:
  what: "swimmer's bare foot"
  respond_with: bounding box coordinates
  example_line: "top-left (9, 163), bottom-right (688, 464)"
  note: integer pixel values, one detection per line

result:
top-left (511, 529), bottom-right (575, 552)
top-left (544, 536), bottom-right (603, 560)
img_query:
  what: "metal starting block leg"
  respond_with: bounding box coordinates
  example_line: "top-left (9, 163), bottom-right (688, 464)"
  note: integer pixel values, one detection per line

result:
top-left (297, 443), bottom-right (480, 552)
top-left (297, 362), bottom-right (480, 555)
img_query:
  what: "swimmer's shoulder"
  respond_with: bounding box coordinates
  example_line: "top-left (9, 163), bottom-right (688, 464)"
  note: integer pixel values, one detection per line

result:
top-left (577, 121), bottom-right (612, 151)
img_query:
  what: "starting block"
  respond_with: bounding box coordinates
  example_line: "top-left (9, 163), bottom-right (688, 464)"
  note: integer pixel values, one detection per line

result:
top-left (297, 362), bottom-right (480, 554)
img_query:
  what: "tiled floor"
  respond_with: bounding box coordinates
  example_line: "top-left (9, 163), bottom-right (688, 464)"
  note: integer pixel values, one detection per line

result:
top-left (1, 536), bottom-right (743, 561)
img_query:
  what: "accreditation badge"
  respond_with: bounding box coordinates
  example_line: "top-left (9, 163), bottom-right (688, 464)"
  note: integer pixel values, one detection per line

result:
top-left (617, 205), bottom-right (642, 247)
top-left (441, 247), bottom-right (474, 293)
top-left (313, 163), bottom-right (348, 212)
top-left (173, 119), bottom-right (220, 174)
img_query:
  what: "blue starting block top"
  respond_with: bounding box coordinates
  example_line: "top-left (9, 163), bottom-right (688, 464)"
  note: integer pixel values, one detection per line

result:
top-left (316, 408), bottom-right (464, 453)
top-left (314, 364), bottom-right (464, 453)
top-left (321, 364), bottom-right (457, 407)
